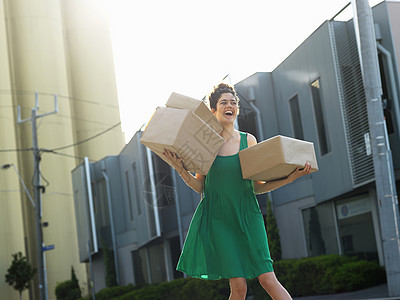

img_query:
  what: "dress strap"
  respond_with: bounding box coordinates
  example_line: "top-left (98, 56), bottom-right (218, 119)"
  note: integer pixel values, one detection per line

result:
top-left (239, 132), bottom-right (248, 151)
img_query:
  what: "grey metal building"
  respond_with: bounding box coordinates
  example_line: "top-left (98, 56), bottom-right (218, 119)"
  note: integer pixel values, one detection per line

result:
top-left (71, 1), bottom-right (400, 292)
top-left (235, 0), bottom-right (400, 264)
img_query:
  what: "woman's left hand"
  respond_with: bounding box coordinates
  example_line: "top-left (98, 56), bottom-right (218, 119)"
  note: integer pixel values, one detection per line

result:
top-left (287, 162), bottom-right (312, 183)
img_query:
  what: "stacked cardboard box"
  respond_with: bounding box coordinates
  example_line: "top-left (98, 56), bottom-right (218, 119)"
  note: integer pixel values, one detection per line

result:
top-left (140, 92), bottom-right (224, 175)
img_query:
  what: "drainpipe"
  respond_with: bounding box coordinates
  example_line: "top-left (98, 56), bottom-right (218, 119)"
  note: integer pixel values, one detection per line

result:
top-left (101, 170), bottom-right (120, 285)
top-left (247, 86), bottom-right (264, 141)
top-left (376, 42), bottom-right (400, 136)
top-left (84, 157), bottom-right (98, 253)
top-left (171, 170), bottom-right (184, 251)
top-left (146, 147), bottom-right (162, 237)
top-left (247, 87), bottom-right (275, 214)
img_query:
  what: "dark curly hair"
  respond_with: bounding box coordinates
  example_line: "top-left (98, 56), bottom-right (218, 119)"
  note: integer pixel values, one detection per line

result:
top-left (208, 83), bottom-right (239, 110)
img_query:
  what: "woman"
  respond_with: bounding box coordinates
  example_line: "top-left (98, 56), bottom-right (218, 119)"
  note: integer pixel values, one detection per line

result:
top-left (163, 83), bottom-right (311, 300)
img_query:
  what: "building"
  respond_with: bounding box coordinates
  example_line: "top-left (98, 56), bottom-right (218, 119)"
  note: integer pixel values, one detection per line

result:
top-left (0, 0), bottom-right (124, 299)
top-left (235, 0), bottom-right (400, 263)
top-left (71, 0), bottom-right (400, 293)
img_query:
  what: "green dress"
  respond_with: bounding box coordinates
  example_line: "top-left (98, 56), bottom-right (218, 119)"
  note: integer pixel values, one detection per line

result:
top-left (176, 132), bottom-right (274, 279)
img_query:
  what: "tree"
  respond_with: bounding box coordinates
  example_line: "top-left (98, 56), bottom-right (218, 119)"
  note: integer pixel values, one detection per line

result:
top-left (5, 252), bottom-right (37, 300)
top-left (70, 266), bottom-right (79, 290)
top-left (265, 196), bottom-right (282, 261)
top-left (101, 239), bottom-right (117, 287)
top-left (54, 266), bottom-right (81, 300)
top-left (308, 207), bottom-right (326, 256)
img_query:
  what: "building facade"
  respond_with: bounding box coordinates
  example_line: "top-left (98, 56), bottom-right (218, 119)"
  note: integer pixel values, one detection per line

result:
top-left (235, 0), bottom-right (400, 264)
top-left (71, 0), bottom-right (400, 293)
top-left (0, 0), bottom-right (124, 299)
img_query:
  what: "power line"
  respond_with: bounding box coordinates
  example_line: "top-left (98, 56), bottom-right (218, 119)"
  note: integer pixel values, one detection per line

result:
top-left (41, 149), bottom-right (88, 161)
top-left (0, 89), bottom-right (119, 109)
top-left (0, 147), bottom-right (33, 153)
top-left (0, 122), bottom-right (121, 153)
top-left (1, 103), bottom-right (119, 127)
top-left (50, 121), bottom-right (121, 151)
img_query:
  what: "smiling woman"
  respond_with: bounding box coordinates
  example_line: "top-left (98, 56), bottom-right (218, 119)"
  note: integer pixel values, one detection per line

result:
top-left (162, 83), bottom-right (311, 300)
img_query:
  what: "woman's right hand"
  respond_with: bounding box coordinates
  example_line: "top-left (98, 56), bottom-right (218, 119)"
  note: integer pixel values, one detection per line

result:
top-left (162, 149), bottom-right (185, 172)
top-left (162, 148), bottom-right (205, 194)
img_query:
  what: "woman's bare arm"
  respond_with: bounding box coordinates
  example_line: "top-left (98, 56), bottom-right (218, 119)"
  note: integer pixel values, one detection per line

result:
top-left (253, 165), bottom-right (311, 194)
top-left (163, 149), bottom-right (205, 194)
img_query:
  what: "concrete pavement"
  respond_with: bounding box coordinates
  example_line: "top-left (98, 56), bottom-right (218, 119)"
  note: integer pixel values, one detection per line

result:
top-left (293, 284), bottom-right (400, 300)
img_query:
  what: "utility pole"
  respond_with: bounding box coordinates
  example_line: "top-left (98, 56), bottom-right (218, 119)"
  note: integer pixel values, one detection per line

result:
top-left (351, 0), bottom-right (400, 296)
top-left (17, 92), bottom-right (58, 300)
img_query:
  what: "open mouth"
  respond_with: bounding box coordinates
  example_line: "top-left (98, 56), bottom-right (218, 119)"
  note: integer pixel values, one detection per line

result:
top-left (225, 110), bottom-right (233, 116)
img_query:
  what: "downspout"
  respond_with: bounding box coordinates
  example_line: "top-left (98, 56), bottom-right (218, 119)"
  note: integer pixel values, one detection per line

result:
top-left (171, 170), bottom-right (184, 251)
top-left (247, 86), bottom-right (275, 215)
top-left (376, 42), bottom-right (400, 136)
top-left (84, 157), bottom-right (98, 253)
top-left (146, 147), bottom-right (161, 237)
top-left (101, 170), bottom-right (120, 285)
top-left (248, 86), bottom-right (265, 141)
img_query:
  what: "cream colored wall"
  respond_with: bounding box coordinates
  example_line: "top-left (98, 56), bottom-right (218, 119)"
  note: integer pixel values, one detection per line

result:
top-left (2, 0), bottom-right (124, 298)
top-left (0, 1), bottom-right (28, 299)
top-left (4, 0), bottom-right (86, 298)
top-left (62, 0), bottom-right (124, 160)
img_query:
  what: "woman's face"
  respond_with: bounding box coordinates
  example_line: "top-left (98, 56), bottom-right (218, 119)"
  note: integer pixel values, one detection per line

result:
top-left (211, 92), bottom-right (239, 125)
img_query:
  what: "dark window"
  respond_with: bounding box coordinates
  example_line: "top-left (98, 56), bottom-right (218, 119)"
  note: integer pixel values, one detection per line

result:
top-left (132, 163), bottom-right (142, 215)
top-left (132, 249), bottom-right (148, 285)
top-left (378, 53), bottom-right (395, 134)
top-left (311, 79), bottom-right (331, 155)
top-left (302, 202), bottom-right (339, 257)
top-left (289, 95), bottom-right (304, 140)
top-left (125, 171), bottom-right (134, 221)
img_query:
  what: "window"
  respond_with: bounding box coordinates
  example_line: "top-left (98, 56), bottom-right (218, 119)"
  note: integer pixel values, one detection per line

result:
top-left (302, 202), bottom-right (339, 257)
top-left (132, 163), bottom-right (142, 215)
top-left (132, 249), bottom-right (149, 285)
top-left (311, 79), bottom-right (331, 155)
top-left (97, 179), bottom-right (110, 227)
top-left (125, 171), bottom-right (134, 221)
top-left (289, 94), bottom-right (304, 140)
top-left (336, 195), bottom-right (378, 261)
top-left (378, 53), bottom-right (395, 134)
top-left (148, 244), bottom-right (167, 283)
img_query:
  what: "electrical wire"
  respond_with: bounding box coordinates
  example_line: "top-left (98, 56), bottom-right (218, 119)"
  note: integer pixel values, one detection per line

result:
top-left (50, 121), bottom-right (121, 151)
top-left (0, 89), bottom-right (119, 109)
top-left (41, 149), bottom-right (88, 161)
top-left (0, 147), bottom-right (33, 153)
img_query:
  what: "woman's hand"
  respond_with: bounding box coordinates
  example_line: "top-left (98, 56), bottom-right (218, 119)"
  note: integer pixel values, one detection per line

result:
top-left (162, 149), bottom-right (185, 172)
top-left (287, 162), bottom-right (312, 184)
top-left (162, 148), bottom-right (205, 194)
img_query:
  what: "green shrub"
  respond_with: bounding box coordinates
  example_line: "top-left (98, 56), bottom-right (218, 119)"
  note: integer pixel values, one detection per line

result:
top-left (81, 255), bottom-right (386, 299)
top-left (247, 277), bottom-right (271, 300)
top-left (118, 278), bottom-right (229, 300)
top-left (55, 280), bottom-right (80, 300)
top-left (274, 255), bottom-right (385, 297)
top-left (55, 266), bottom-right (82, 300)
top-left (329, 260), bottom-right (386, 292)
top-left (266, 196), bottom-right (281, 261)
top-left (179, 278), bottom-right (229, 300)
top-left (246, 255), bottom-right (386, 298)
top-left (95, 284), bottom-right (137, 300)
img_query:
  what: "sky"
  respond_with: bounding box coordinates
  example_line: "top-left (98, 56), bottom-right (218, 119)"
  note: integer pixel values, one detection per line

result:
top-left (101, 0), bottom-right (383, 143)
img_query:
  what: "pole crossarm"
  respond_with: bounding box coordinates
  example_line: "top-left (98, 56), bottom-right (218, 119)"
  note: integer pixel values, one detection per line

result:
top-left (17, 92), bottom-right (58, 124)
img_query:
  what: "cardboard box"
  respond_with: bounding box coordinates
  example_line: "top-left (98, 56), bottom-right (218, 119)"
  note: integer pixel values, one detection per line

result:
top-left (239, 135), bottom-right (318, 181)
top-left (140, 106), bottom-right (224, 175)
top-left (166, 92), bottom-right (223, 134)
